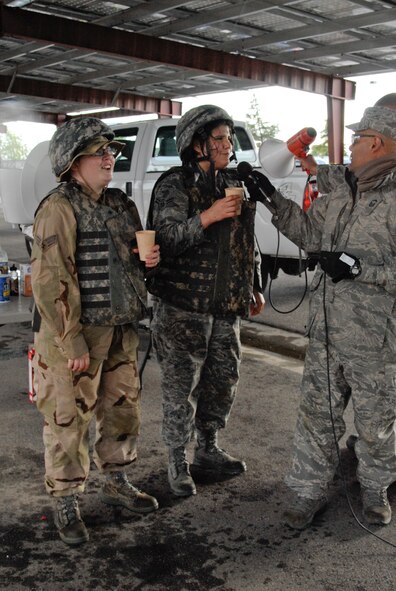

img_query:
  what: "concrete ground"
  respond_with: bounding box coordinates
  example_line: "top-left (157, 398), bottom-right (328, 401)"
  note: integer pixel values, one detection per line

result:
top-left (0, 320), bottom-right (395, 591)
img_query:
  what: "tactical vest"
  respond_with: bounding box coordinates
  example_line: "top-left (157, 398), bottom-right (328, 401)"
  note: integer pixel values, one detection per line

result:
top-left (147, 166), bottom-right (257, 318)
top-left (40, 183), bottom-right (147, 326)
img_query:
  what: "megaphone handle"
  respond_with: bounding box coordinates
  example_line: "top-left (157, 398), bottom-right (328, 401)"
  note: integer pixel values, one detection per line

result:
top-left (299, 154), bottom-right (317, 176)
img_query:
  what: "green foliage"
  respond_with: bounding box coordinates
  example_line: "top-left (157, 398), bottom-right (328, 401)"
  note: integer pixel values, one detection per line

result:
top-left (246, 95), bottom-right (279, 143)
top-left (0, 131), bottom-right (29, 160)
top-left (311, 124), bottom-right (328, 158)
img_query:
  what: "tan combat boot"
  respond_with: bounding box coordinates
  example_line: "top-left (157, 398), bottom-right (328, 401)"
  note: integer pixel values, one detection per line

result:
top-left (53, 494), bottom-right (89, 546)
top-left (283, 495), bottom-right (328, 530)
top-left (101, 471), bottom-right (159, 513)
top-left (361, 487), bottom-right (391, 525)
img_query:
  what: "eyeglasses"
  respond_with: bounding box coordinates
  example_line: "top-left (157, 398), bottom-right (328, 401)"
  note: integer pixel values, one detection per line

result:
top-left (90, 145), bottom-right (120, 157)
top-left (351, 134), bottom-right (383, 145)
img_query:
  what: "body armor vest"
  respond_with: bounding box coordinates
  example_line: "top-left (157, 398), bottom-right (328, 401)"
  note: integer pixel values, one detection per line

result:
top-left (42, 183), bottom-right (147, 326)
top-left (147, 166), bottom-right (256, 317)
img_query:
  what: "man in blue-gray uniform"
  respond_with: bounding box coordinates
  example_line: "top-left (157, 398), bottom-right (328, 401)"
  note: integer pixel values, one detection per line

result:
top-left (147, 105), bottom-right (265, 497)
top-left (244, 105), bottom-right (396, 529)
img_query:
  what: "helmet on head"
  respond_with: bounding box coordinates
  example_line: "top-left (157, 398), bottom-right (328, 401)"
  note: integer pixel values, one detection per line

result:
top-left (175, 104), bottom-right (234, 161)
top-left (49, 116), bottom-right (122, 181)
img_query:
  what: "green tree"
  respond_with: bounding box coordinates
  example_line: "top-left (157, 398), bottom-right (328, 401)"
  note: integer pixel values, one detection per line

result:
top-left (0, 131), bottom-right (29, 160)
top-left (310, 124), bottom-right (328, 158)
top-left (246, 95), bottom-right (279, 144)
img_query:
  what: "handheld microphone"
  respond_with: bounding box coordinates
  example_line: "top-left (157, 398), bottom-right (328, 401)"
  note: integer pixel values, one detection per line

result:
top-left (236, 161), bottom-right (274, 205)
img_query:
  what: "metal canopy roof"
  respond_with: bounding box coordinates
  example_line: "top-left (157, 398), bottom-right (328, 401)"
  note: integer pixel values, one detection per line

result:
top-left (0, 0), bottom-right (395, 125)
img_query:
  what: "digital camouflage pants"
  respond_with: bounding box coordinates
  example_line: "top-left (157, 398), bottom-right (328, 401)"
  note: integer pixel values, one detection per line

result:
top-left (34, 324), bottom-right (140, 497)
top-left (286, 330), bottom-right (396, 498)
top-left (151, 300), bottom-right (241, 448)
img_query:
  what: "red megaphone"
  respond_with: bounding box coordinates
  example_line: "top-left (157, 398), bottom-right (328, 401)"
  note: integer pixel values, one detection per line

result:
top-left (286, 127), bottom-right (317, 159)
top-left (258, 127), bottom-right (317, 178)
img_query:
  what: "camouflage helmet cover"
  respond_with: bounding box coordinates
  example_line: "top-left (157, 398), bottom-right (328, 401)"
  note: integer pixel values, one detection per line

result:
top-left (49, 116), bottom-right (116, 181)
top-left (175, 104), bottom-right (234, 156)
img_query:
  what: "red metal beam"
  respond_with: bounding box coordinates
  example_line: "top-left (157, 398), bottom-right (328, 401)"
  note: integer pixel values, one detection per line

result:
top-left (0, 6), bottom-right (355, 101)
top-left (327, 97), bottom-right (345, 164)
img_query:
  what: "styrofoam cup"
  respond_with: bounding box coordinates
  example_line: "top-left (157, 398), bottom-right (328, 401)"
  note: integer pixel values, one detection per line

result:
top-left (136, 230), bottom-right (156, 261)
top-left (225, 187), bottom-right (244, 215)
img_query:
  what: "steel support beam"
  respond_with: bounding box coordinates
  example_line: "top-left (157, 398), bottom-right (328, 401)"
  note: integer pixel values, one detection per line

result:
top-left (326, 76), bottom-right (356, 163)
top-left (0, 75), bottom-right (182, 118)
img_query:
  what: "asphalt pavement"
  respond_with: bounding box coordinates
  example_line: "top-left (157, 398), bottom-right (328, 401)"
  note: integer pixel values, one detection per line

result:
top-left (1, 216), bottom-right (395, 591)
top-left (1, 316), bottom-right (396, 591)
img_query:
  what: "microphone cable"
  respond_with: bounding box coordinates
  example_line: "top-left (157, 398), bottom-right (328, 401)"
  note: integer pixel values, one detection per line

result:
top-left (266, 228), bottom-right (309, 314)
top-left (265, 174), bottom-right (313, 314)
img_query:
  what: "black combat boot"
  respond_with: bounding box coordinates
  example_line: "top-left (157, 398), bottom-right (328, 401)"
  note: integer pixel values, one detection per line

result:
top-left (168, 446), bottom-right (196, 497)
top-left (192, 429), bottom-right (246, 475)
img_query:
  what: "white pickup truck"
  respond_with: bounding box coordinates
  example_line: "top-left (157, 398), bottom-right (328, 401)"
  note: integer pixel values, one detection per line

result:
top-left (0, 117), bottom-right (317, 289)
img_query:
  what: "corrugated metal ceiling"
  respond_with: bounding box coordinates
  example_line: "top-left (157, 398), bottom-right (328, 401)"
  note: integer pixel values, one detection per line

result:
top-left (0, 0), bottom-right (394, 122)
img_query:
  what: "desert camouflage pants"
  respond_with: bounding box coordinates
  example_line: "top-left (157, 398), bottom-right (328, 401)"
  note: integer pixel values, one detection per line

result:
top-left (151, 300), bottom-right (241, 447)
top-left (286, 330), bottom-right (396, 498)
top-left (34, 324), bottom-right (140, 496)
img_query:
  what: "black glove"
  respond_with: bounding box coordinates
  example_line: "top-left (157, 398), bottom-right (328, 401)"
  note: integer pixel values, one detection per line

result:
top-left (243, 170), bottom-right (276, 203)
top-left (319, 251), bottom-right (361, 283)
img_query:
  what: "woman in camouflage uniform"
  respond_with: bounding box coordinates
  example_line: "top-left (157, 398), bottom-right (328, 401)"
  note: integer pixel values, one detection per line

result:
top-left (31, 117), bottom-right (160, 546)
top-left (148, 105), bottom-right (265, 497)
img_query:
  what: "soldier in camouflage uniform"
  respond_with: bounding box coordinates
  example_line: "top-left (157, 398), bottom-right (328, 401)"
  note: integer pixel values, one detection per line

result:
top-left (31, 117), bottom-right (160, 546)
top-left (147, 105), bottom-right (265, 497)
top-left (244, 105), bottom-right (396, 529)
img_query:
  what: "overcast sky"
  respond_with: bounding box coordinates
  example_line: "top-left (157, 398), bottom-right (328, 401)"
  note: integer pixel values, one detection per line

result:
top-left (7, 71), bottom-right (395, 152)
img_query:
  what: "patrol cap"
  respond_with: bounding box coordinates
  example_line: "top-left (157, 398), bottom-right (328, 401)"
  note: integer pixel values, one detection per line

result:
top-left (347, 106), bottom-right (396, 140)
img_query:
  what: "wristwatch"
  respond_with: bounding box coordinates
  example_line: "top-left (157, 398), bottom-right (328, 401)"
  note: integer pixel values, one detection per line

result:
top-left (350, 261), bottom-right (362, 278)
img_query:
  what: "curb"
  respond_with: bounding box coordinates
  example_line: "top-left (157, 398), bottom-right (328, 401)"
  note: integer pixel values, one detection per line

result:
top-left (240, 320), bottom-right (308, 361)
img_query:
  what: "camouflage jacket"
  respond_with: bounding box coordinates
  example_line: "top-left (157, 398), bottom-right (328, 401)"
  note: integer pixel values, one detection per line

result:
top-left (147, 164), bottom-right (261, 317)
top-left (31, 181), bottom-right (146, 360)
top-left (270, 165), bottom-right (396, 353)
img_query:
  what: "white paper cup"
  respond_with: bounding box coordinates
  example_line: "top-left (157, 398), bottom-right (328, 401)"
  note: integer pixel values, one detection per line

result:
top-left (225, 187), bottom-right (244, 215)
top-left (136, 230), bottom-right (156, 261)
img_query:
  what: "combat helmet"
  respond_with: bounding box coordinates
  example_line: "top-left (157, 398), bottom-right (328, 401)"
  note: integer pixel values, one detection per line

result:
top-left (175, 104), bottom-right (235, 162)
top-left (49, 116), bottom-right (124, 181)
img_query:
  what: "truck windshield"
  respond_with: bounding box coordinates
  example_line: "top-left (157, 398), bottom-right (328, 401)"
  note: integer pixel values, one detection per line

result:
top-left (113, 129), bottom-right (138, 172)
top-left (147, 125), bottom-right (257, 172)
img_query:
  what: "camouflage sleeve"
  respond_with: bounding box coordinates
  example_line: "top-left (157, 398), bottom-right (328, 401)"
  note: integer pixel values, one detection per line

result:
top-left (356, 210), bottom-right (396, 294)
top-left (151, 172), bottom-right (205, 257)
top-left (357, 259), bottom-right (396, 295)
top-left (31, 193), bottom-right (88, 360)
top-left (270, 188), bottom-right (329, 252)
top-left (316, 164), bottom-right (347, 194)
